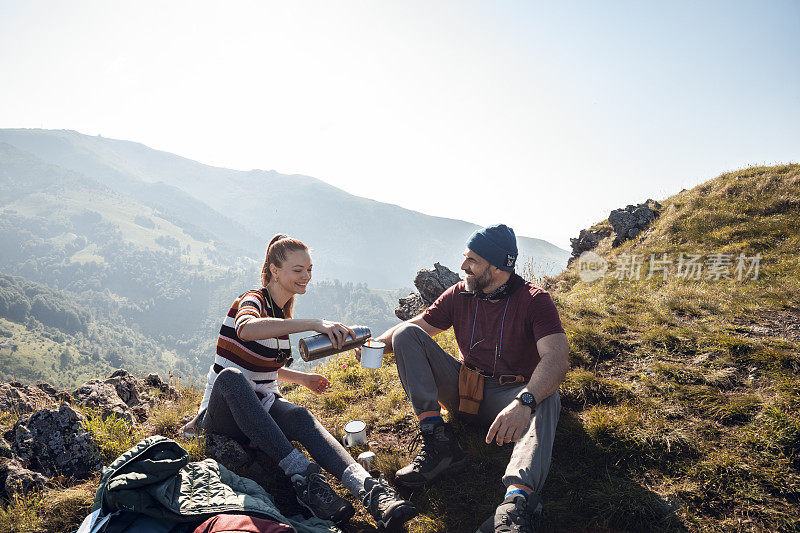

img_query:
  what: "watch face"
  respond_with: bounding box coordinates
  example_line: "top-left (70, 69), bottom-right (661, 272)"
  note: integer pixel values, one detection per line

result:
top-left (520, 392), bottom-right (534, 406)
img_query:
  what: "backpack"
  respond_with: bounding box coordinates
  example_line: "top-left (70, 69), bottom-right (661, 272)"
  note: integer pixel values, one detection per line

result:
top-left (192, 514), bottom-right (294, 533)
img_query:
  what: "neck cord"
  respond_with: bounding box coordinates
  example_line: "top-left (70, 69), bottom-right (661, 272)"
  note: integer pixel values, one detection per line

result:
top-left (468, 296), bottom-right (511, 362)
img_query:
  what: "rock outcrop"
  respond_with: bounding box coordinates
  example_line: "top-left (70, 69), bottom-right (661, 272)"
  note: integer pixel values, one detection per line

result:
top-left (73, 380), bottom-right (136, 424)
top-left (608, 200), bottom-right (662, 247)
top-left (70, 369), bottom-right (177, 424)
top-left (0, 457), bottom-right (47, 497)
top-left (395, 293), bottom-right (426, 321)
top-left (569, 228), bottom-right (612, 265)
top-left (12, 403), bottom-right (102, 479)
top-left (0, 370), bottom-right (179, 500)
top-left (415, 263), bottom-right (462, 305)
top-left (395, 263), bottom-right (461, 320)
top-left (0, 382), bottom-right (60, 416)
top-left (568, 199), bottom-right (663, 263)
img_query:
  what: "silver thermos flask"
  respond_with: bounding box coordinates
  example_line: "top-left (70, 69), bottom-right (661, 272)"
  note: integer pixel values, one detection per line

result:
top-left (298, 326), bottom-right (372, 362)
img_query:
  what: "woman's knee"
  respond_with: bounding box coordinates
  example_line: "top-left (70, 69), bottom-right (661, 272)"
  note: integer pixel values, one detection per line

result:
top-left (278, 404), bottom-right (319, 438)
top-left (214, 367), bottom-right (247, 390)
top-left (292, 405), bottom-right (316, 425)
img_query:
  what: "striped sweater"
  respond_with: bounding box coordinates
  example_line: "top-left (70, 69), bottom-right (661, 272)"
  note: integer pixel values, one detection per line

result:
top-left (198, 288), bottom-right (291, 413)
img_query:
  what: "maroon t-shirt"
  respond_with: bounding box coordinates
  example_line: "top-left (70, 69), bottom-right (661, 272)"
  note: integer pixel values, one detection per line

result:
top-left (422, 278), bottom-right (564, 379)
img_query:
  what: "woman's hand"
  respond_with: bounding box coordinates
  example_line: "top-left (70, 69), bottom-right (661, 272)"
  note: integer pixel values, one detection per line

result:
top-left (303, 373), bottom-right (331, 394)
top-left (180, 414), bottom-right (200, 438)
top-left (315, 320), bottom-right (356, 350)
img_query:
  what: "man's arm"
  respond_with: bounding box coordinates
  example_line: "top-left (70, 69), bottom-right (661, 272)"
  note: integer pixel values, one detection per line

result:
top-left (520, 332), bottom-right (570, 406)
top-left (358, 313), bottom-right (443, 358)
top-left (486, 332), bottom-right (569, 446)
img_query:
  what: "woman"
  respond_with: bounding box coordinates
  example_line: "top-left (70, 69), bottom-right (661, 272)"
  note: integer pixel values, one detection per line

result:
top-left (181, 234), bottom-right (416, 529)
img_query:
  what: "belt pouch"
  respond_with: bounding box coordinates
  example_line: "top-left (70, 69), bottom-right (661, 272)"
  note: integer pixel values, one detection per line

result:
top-left (458, 364), bottom-right (485, 415)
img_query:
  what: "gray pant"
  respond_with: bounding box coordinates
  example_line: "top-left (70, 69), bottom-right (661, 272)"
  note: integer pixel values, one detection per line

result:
top-left (393, 323), bottom-right (560, 492)
top-left (199, 367), bottom-right (355, 479)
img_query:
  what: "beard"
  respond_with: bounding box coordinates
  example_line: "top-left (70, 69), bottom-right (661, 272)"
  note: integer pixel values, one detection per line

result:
top-left (465, 266), bottom-right (493, 294)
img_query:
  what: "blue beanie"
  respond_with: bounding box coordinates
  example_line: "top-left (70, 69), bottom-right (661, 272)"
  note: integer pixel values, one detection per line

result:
top-left (466, 224), bottom-right (518, 271)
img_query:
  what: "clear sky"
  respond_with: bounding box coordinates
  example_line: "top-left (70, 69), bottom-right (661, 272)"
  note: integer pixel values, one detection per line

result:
top-left (1, 1), bottom-right (798, 250)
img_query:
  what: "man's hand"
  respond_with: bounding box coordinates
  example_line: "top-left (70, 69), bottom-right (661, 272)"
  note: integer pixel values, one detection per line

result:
top-left (354, 335), bottom-right (392, 362)
top-left (485, 399), bottom-right (533, 446)
top-left (303, 373), bottom-right (331, 394)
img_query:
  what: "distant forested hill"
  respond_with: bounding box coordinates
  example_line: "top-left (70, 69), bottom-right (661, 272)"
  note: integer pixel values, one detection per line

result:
top-left (0, 143), bottom-right (406, 385)
top-left (0, 129), bottom-right (569, 288)
top-left (0, 273), bottom-right (181, 387)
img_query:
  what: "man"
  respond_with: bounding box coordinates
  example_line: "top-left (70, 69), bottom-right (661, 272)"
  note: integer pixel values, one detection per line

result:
top-left (362, 224), bottom-right (569, 532)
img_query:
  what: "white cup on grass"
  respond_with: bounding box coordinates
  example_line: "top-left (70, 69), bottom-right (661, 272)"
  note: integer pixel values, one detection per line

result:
top-left (342, 419), bottom-right (367, 447)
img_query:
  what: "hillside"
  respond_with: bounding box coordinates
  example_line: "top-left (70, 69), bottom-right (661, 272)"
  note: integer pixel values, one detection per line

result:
top-left (1, 164), bottom-right (797, 532)
top-left (0, 129), bottom-right (570, 288)
top-left (278, 164), bottom-right (800, 531)
top-left (0, 274), bottom-right (184, 387)
top-left (540, 164), bottom-right (800, 530)
top-left (0, 143), bottom-right (402, 385)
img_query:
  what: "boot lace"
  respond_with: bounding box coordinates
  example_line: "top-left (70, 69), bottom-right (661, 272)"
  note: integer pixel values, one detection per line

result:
top-left (362, 476), bottom-right (398, 512)
top-left (407, 428), bottom-right (436, 466)
top-left (499, 498), bottom-right (533, 532)
top-left (306, 472), bottom-right (336, 505)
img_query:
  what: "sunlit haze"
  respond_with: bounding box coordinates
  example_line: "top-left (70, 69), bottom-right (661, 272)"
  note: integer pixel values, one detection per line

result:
top-left (1, 1), bottom-right (798, 249)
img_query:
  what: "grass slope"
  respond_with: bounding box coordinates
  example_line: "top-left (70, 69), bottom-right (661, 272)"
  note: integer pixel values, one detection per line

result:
top-left (2, 164), bottom-right (798, 532)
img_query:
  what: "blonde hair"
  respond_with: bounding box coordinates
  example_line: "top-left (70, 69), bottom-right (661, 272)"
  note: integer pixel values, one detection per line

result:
top-left (260, 234), bottom-right (308, 318)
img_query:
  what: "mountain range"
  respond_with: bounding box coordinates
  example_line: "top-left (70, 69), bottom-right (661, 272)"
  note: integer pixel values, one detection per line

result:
top-left (0, 128), bottom-right (567, 385)
top-left (0, 129), bottom-right (569, 288)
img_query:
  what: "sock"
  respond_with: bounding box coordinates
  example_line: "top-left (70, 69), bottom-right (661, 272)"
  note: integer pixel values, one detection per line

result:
top-left (505, 488), bottom-right (529, 500)
top-left (341, 463), bottom-right (371, 496)
top-left (278, 448), bottom-right (311, 477)
top-left (421, 415), bottom-right (444, 424)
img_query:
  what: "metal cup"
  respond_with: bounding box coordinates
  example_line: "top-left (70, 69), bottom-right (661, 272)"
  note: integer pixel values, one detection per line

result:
top-left (341, 419), bottom-right (367, 447)
top-left (360, 339), bottom-right (385, 369)
top-left (357, 451), bottom-right (376, 469)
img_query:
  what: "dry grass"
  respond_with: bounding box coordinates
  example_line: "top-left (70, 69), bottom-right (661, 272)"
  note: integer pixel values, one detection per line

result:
top-left (3, 164), bottom-right (800, 531)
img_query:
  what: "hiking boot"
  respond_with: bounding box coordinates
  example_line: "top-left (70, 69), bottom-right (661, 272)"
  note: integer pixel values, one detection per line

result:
top-left (360, 475), bottom-right (418, 530)
top-left (291, 463), bottom-right (354, 524)
top-left (395, 419), bottom-right (466, 488)
top-left (475, 493), bottom-right (542, 533)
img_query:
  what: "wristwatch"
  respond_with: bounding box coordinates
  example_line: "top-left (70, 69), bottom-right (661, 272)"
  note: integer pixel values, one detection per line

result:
top-left (516, 391), bottom-right (536, 412)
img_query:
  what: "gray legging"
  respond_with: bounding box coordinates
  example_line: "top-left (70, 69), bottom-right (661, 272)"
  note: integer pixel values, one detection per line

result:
top-left (199, 367), bottom-right (355, 479)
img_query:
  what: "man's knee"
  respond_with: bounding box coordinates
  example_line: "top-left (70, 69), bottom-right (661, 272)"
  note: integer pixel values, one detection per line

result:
top-left (392, 322), bottom-right (427, 353)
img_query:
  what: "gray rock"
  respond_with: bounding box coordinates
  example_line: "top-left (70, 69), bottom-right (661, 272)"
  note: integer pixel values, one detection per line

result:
top-left (0, 457), bottom-right (47, 498)
top-left (72, 380), bottom-right (135, 424)
top-left (144, 372), bottom-right (177, 399)
top-left (395, 293), bottom-right (426, 321)
top-left (608, 200), bottom-right (662, 247)
top-left (395, 263), bottom-right (461, 320)
top-left (0, 381), bottom-right (58, 416)
top-left (12, 403), bottom-right (102, 479)
top-left (35, 382), bottom-right (70, 403)
top-left (568, 228), bottom-right (612, 264)
top-left (105, 369), bottom-right (140, 407)
top-left (414, 263), bottom-right (461, 305)
top-left (0, 438), bottom-right (12, 459)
